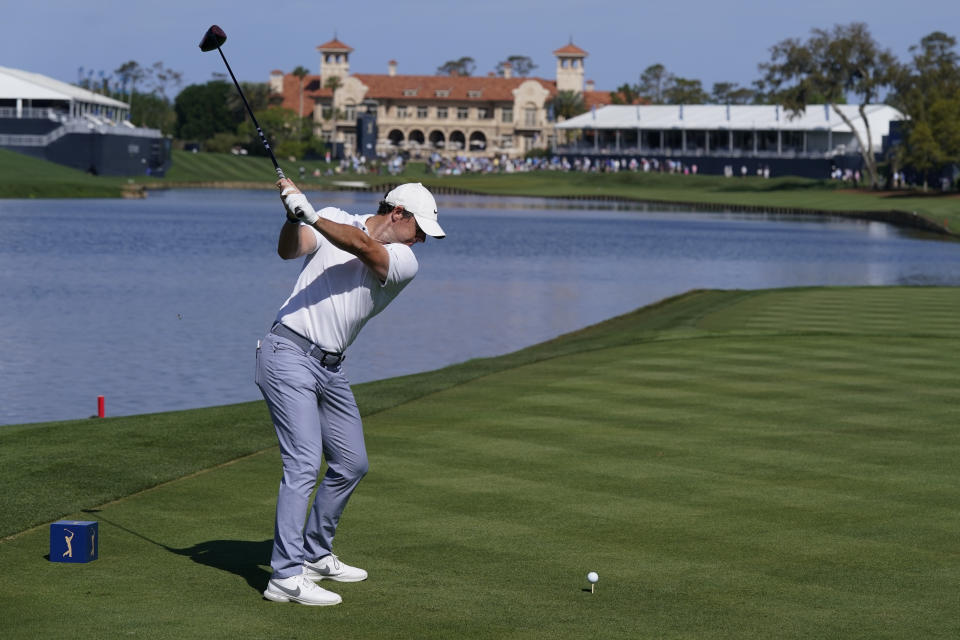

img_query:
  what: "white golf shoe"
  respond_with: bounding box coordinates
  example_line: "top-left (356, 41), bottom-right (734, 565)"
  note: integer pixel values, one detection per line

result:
top-left (303, 554), bottom-right (368, 582)
top-left (263, 573), bottom-right (342, 606)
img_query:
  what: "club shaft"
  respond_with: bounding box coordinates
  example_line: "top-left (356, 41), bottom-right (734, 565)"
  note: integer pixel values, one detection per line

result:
top-left (217, 48), bottom-right (285, 180)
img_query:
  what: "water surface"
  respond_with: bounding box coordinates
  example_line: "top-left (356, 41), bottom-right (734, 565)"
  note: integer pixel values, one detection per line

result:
top-left (1, 189), bottom-right (958, 426)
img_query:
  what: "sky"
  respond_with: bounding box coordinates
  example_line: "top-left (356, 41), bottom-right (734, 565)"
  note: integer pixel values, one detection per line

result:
top-left (3, 0), bottom-right (960, 98)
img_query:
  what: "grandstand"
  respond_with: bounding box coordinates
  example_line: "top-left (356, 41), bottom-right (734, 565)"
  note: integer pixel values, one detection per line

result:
top-left (0, 66), bottom-right (170, 176)
top-left (553, 103), bottom-right (905, 178)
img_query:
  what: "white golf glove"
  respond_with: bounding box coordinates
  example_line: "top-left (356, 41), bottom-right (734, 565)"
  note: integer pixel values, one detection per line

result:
top-left (281, 188), bottom-right (318, 224)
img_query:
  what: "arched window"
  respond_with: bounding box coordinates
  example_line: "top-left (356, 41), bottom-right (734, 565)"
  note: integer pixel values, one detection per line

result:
top-left (469, 131), bottom-right (487, 151)
top-left (429, 130), bottom-right (446, 149)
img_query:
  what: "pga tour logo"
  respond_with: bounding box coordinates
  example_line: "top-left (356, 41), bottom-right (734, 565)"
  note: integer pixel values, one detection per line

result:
top-left (50, 520), bottom-right (98, 563)
top-left (60, 523), bottom-right (95, 559)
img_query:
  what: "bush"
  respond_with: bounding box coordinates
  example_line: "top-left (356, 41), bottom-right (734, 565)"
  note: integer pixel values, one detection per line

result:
top-left (204, 132), bottom-right (242, 154)
top-left (306, 136), bottom-right (327, 158)
top-left (174, 81), bottom-right (238, 141)
top-left (275, 140), bottom-right (308, 160)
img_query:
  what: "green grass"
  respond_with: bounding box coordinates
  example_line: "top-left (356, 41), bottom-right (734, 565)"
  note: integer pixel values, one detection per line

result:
top-left (430, 170), bottom-right (960, 232)
top-left (154, 151), bottom-right (960, 234)
top-left (162, 149), bottom-right (294, 183)
top-left (2, 147), bottom-right (958, 233)
top-left (158, 149), bottom-right (421, 186)
top-left (2, 287), bottom-right (959, 639)
top-left (0, 148), bottom-right (127, 197)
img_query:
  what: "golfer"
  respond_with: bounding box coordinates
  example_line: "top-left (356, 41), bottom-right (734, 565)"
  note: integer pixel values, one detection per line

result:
top-left (257, 178), bottom-right (445, 606)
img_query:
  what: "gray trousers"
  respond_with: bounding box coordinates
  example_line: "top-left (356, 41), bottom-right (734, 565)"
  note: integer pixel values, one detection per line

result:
top-left (255, 331), bottom-right (368, 579)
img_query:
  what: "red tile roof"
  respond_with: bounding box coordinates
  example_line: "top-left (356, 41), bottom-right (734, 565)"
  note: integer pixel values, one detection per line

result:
top-left (352, 74), bottom-right (554, 102)
top-left (584, 90), bottom-right (616, 109)
top-left (316, 39), bottom-right (353, 52)
top-left (553, 43), bottom-right (588, 56)
top-left (274, 74), bottom-right (329, 117)
top-left (272, 71), bottom-right (617, 118)
top-left (601, 89), bottom-right (646, 106)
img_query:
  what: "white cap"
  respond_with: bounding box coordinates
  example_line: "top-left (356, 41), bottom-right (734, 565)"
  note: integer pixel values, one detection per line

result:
top-left (384, 183), bottom-right (445, 238)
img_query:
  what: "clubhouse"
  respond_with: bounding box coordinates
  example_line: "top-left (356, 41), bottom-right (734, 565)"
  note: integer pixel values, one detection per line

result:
top-left (270, 39), bottom-right (614, 159)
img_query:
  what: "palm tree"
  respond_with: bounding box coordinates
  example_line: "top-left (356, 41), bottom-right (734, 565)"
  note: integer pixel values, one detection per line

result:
top-left (547, 91), bottom-right (587, 145)
top-left (548, 90), bottom-right (587, 120)
top-left (324, 76), bottom-right (343, 144)
top-left (291, 65), bottom-right (309, 133)
top-left (226, 82), bottom-right (270, 123)
top-left (323, 75), bottom-right (342, 94)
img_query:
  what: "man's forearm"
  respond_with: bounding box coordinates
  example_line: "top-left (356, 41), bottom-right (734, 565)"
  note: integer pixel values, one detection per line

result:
top-left (310, 216), bottom-right (390, 280)
top-left (310, 216), bottom-right (376, 257)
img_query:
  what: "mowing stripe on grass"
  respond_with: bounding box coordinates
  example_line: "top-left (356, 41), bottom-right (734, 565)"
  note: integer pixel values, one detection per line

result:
top-left (2, 287), bottom-right (958, 639)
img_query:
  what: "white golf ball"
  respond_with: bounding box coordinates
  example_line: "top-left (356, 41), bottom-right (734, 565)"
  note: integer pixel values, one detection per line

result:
top-left (587, 571), bottom-right (599, 583)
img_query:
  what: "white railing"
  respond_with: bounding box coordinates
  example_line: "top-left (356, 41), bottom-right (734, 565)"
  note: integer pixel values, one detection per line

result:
top-left (104, 124), bottom-right (163, 139)
top-left (0, 107), bottom-right (68, 120)
top-left (0, 125), bottom-right (71, 147)
top-left (552, 144), bottom-right (847, 159)
top-left (0, 119), bottom-right (162, 147)
top-left (0, 133), bottom-right (49, 146)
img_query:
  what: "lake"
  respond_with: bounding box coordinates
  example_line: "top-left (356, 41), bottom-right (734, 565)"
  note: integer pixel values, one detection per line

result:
top-left (1, 188), bottom-right (959, 426)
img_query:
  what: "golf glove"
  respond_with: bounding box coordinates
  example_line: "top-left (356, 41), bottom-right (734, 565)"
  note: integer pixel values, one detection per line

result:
top-left (282, 191), bottom-right (318, 224)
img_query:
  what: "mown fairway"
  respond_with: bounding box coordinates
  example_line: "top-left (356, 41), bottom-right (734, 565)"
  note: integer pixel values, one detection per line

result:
top-left (1, 287), bottom-right (958, 639)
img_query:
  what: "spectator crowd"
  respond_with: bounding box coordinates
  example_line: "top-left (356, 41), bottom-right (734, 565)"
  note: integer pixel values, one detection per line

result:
top-left (300, 150), bottom-right (950, 191)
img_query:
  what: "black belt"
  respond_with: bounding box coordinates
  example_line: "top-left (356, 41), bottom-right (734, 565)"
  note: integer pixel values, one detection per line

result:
top-left (270, 323), bottom-right (346, 367)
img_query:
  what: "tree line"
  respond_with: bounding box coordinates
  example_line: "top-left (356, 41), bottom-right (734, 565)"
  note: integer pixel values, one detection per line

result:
top-left (78, 60), bottom-right (183, 135)
top-left (607, 25), bottom-right (960, 189)
top-left (173, 75), bottom-right (323, 159)
top-left (79, 60), bottom-right (321, 160)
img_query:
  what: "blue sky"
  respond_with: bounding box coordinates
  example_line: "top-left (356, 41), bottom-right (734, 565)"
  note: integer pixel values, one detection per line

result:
top-left (4, 0), bottom-right (959, 97)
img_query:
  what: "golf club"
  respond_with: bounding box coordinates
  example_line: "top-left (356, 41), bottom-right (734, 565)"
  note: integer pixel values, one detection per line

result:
top-left (199, 24), bottom-right (286, 180)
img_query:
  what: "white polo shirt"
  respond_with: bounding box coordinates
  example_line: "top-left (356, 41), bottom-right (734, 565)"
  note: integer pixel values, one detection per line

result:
top-left (275, 206), bottom-right (419, 353)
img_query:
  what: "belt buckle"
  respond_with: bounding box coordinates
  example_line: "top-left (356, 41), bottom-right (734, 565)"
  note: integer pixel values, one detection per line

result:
top-left (320, 351), bottom-right (342, 367)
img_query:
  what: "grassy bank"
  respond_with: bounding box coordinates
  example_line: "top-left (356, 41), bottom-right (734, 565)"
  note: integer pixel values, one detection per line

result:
top-left (152, 150), bottom-right (960, 234)
top-left (438, 169), bottom-right (960, 233)
top-left (2, 147), bottom-right (957, 233)
top-left (0, 148), bottom-right (128, 198)
top-left (152, 150), bottom-right (960, 233)
top-left (2, 286), bottom-right (958, 639)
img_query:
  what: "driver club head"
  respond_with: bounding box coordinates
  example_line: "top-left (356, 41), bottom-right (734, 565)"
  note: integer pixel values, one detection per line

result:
top-left (199, 25), bottom-right (227, 52)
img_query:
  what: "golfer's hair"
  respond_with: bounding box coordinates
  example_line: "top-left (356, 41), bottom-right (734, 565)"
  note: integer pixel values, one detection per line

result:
top-left (377, 200), bottom-right (414, 218)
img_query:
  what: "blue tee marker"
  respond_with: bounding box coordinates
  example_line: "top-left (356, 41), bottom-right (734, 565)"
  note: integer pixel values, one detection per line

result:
top-left (50, 521), bottom-right (98, 563)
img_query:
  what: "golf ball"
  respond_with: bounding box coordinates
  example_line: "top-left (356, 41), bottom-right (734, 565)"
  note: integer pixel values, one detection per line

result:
top-left (587, 571), bottom-right (599, 583)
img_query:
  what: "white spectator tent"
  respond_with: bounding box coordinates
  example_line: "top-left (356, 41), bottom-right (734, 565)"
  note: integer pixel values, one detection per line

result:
top-left (0, 66), bottom-right (167, 176)
top-left (555, 104), bottom-right (905, 156)
top-left (0, 65), bottom-right (129, 121)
